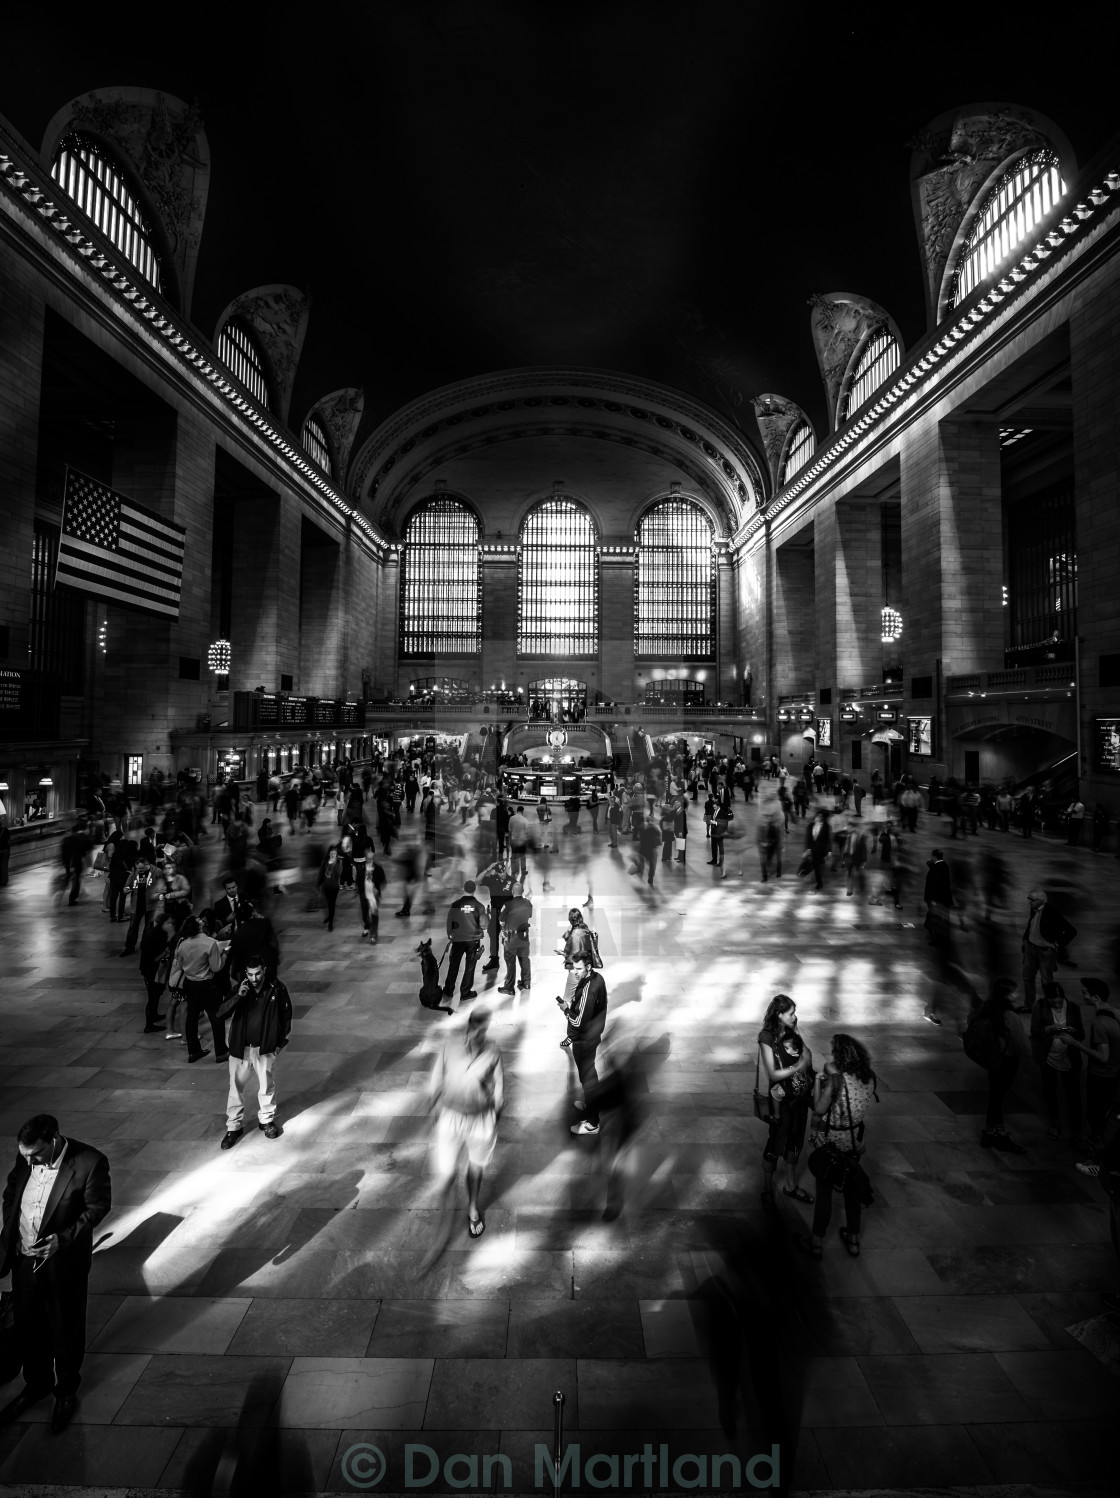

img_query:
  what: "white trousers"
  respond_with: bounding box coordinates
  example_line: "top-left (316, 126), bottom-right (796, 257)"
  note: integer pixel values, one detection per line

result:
top-left (227, 1046), bottom-right (277, 1129)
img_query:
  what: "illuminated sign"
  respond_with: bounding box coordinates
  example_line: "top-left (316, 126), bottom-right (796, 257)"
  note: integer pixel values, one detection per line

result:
top-left (1094, 718), bottom-right (1120, 774)
top-left (908, 716), bottom-right (933, 755)
top-left (815, 717), bottom-right (832, 747)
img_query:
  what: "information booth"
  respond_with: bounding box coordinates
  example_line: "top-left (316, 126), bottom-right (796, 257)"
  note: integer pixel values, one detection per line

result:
top-left (499, 722), bottom-right (613, 804)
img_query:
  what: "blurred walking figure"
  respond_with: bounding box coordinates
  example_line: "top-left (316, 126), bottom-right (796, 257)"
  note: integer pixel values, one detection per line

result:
top-left (420, 1007), bottom-right (504, 1266)
top-left (963, 979), bottom-right (1027, 1153)
top-left (1030, 980), bottom-right (1085, 1145)
top-left (922, 849), bottom-right (953, 948)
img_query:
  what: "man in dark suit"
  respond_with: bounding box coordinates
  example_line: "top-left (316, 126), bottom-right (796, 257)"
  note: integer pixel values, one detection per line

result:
top-left (211, 874), bottom-right (249, 939)
top-left (0, 1114), bottom-right (111, 1432)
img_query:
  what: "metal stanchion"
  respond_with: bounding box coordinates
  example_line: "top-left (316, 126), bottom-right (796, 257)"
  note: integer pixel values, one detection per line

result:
top-left (552, 1389), bottom-right (565, 1492)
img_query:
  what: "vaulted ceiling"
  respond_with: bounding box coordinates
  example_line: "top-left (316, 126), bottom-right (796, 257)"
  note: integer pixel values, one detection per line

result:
top-left (6, 5), bottom-right (1118, 469)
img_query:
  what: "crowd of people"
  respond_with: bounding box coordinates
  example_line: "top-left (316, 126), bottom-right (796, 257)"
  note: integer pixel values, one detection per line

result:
top-left (3, 733), bottom-right (1118, 1435)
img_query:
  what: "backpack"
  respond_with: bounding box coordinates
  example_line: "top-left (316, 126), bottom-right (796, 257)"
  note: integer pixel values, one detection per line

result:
top-left (962, 1015), bottom-right (1002, 1070)
top-left (586, 927), bottom-right (603, 969)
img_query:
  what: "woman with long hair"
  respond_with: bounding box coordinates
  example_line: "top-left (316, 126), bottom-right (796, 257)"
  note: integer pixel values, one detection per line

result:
top-left (757, 994), bottom-right (814, 1210)
top-left (799, 1033), bottom-right (877, 1258)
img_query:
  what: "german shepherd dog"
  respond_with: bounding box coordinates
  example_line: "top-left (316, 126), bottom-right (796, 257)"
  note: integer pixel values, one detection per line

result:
top-left (416, 938), bottom-right (447, 1010)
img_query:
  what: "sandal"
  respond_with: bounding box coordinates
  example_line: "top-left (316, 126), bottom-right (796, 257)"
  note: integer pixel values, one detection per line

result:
top-left (468, 1214), bottom-right (485, 1239)
top-left (783, 1185), bottom-right (815, 1204)
top-left (796, 1234), bottom-right (822, 1260)
top-left (839, 1227), bottom-right (861, 1257)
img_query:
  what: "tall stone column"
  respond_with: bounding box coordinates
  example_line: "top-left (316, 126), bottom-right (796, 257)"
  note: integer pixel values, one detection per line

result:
top-left (229, 493), bottom-right (302, 693)
top-left (299, 535), bottom-right (342, 698)
top-left (772, 534), bottom-right (815, 697)
top-left (815, 499), bottom-right (883, 694)
top-left (1071, 267), bottom-right (1120, 801)
top-left (715, 551), bottom-right (736, 701)
top-left (900, 416), bottom-right (1003, 679)
top-left (0, 287), bottom-right (44, 673)
top-left (481, 551), bottom-right (518, 694)
top-left (599, 549), bottom-right (635, 704)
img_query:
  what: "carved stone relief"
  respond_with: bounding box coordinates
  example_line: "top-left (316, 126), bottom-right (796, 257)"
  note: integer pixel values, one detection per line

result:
top-left (52, 89), bottom-right (210, 317)
top-left (312, 388), bottom-right (365, 490)
top-left (808, 293), bottom-right (897, 432)
top-left (223, 285), bottom-right (311, 426)
top-left (909, 106), bottom-right (1068, 325)
top-left (750, 394), bottom-right (806, 490)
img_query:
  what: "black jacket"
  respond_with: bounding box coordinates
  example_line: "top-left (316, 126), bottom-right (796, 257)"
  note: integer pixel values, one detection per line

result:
top-left (924, 859), bottom-right (953, 907)
top-left (228, 913), bottom-right (280, 978)
top-left (1, 1138), bottom-right (111, 1280)
top-left (225, 976), bottom-right (294, 1060)
top-left (1022, 903), bottom-right (1077, 950)
top-left (566, 971), bottom-right (608, 1044)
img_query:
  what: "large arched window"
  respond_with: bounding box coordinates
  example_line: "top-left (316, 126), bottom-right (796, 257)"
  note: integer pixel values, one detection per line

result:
top-left (51, 134), bottom-right (163, 291)
top-left (301, 414), bottom-right (332, 476)
top-left (842, 330), bottom-right (901, 422)
top-left (779, 422), bottom-right (815, 486)
top-left (635, 499), bottom-right (714, 658)
top-left (400, 499), bottom-right (481, 656)
top-left (217, 320), bottom-right (272, 411)
top-left (518, 499), bottom-right (597, 657)
top-left (951, 149), bottom-right (1065, 308)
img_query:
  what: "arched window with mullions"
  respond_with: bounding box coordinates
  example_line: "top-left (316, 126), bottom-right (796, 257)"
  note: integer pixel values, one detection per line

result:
top-left (518, 499), bottom-right (598, 657)
top-left (842, 329), bottom-right (901, 423)
top-left (51, 133), bottom-right (164, 292)
top-left (635, 499), bottom-right (714, 659)
top-left (217, 320), bottom-right (272, 411)
top-left (301, 414), bottom-right (333, 477)
top-left (400, 498), bottom-right (481, 656)
top-left (951, 149), bottom-right (1065, 309)
top-left (779, 422), bottom-right (815, 487)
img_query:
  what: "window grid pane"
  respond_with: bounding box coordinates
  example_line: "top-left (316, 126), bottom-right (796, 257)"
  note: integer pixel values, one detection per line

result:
top-left (52, 135), bottom-right (162, 291)
top-left (952, 149), bottom-right (1065, 308)
top-left (217, 322), bottom-right (271, 411)
top-left (1008, 484), bottom-right (1077, 645)
top-left (844, 331), bottom-right (901, 421)
top-left (635, 500), bottom-right (714, 659)
top-left (780, 422), bottom-right (815, 486)
top-left (301, 415), bottom-right (332, 476)
top-left (400, 500), bottom-right (481, 656)
top-left (518, 500), bottom-right (597, 657)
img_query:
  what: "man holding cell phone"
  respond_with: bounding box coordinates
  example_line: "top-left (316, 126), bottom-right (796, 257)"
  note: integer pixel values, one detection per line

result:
top-left (0, 1114), bottom-right (111, 1433)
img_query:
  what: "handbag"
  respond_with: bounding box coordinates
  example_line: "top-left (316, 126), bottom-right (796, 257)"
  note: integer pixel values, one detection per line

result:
top-left (674, 836), bottom-right (686, 852)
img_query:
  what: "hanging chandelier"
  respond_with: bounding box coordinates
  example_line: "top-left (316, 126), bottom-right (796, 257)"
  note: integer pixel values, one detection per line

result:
top-left (881, 606), bottom-right (903, 643)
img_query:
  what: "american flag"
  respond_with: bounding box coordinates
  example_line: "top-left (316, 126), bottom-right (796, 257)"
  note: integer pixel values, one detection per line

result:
top-left (55, 468), bottom-right (186, 619)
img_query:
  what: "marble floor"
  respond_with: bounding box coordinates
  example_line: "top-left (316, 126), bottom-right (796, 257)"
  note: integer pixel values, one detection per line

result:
top-left (0, 800), bottom-right (1117, 1495)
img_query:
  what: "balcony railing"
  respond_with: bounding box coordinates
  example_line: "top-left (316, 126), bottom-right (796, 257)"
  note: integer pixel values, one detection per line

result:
top-left (945, 665), bottom-right (1077, 695)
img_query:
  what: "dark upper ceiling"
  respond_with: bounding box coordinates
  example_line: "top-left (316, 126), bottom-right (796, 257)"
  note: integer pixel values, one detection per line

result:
top-left (6, 4), bottom-right (1119, 462)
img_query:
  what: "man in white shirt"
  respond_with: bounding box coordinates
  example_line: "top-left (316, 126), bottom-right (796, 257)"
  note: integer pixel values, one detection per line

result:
top-left (0, 1114), bottom-right (111, 1432)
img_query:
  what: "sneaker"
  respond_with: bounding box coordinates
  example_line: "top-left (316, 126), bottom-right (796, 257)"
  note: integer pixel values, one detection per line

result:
top-left (570, 1120), bottom-right (599, 1135)
top-left (560, 1037), bottom-right (572, 1050)
top-left (1076, 1160), bottom-right (1100, 1178)
top-left (220, 1129), bottom-right (244, 1150)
